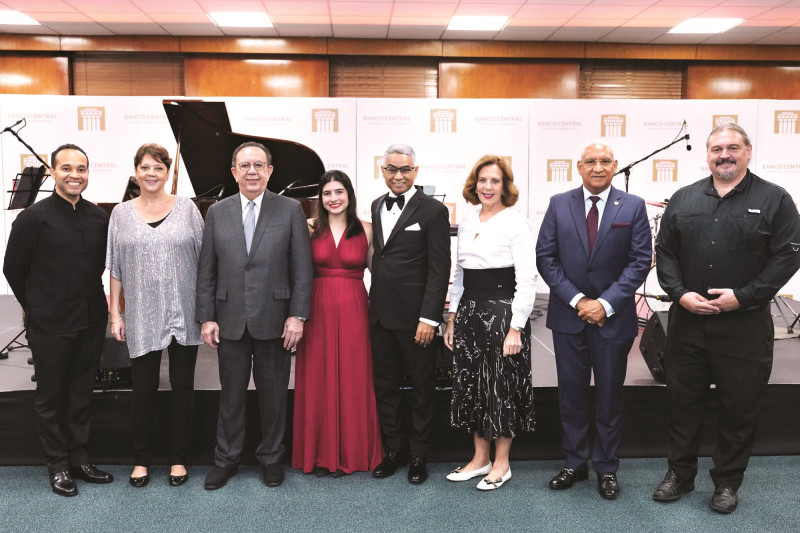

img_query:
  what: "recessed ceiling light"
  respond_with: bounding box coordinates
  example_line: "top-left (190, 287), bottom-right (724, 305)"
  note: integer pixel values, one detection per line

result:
top-left (208, 11), bottom-right (273, 28)
top-left (447, 15), bottom-right (508, 32)
top-left (669, 18), bottom-right (743, 34)
top-left (0, 10), bottom-right (40, 26)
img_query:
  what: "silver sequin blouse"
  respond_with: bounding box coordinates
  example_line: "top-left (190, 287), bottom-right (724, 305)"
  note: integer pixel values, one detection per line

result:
top-left (106, 196), bottom-right (204, 358)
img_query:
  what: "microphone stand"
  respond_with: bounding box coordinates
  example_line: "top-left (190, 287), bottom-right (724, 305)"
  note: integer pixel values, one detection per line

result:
top-left (614, 133), bottom-right (689, 192)
top-left (1, 121), bottom-right (49, 170)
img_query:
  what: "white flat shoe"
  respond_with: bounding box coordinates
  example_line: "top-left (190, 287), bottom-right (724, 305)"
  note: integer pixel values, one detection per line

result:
top-left (446, 463), bottom-right (492, 482)
top-left (477, 468), bottom-right (512, 491)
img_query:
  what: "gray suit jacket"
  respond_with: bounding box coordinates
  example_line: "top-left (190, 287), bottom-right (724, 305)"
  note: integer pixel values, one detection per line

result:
top-left (195, 191), bottom-right (312, 341)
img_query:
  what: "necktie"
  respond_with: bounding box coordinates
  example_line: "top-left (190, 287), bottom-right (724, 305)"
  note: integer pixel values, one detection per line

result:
top-left (587, 196), bottom-right (600, 254)
top-left (385, 195), bottom-right (405, 211)
top-left (244, 200), bottom-right (255, 253)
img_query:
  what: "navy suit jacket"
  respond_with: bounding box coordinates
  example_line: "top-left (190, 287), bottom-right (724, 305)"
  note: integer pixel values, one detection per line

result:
top-left (536, 185), bottom-right (652, 340)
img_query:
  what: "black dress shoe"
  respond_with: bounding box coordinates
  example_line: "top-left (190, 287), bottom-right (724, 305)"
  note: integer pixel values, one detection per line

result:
top-left (330, 469), bottom-right (348, 478)
top-left (204, 466), bottom-right (238, 490)
top-left (597, 473), bottom-right (620, 500)
top-left (652, 469), bottom-right (695, 502)
top-left (263, 463), bottom-right (285, 488)
top-left (549, 466), bottom-right (588, 490)
top-left (129, 475), bottom-right (149, 488)
top-left (168, 474), bottom-right (188, 487)
top-left (50, 471), bottom-right (78, 497)
top-left (373, 451), bottom-right (405, 479)
top-left (312, 466), bottom-right (329, 477)
top-left (70, 464), bottom-right (114, 484)
top-left (709, 485), bottom-right (738, 514)
top-left (407, 456), bottom-right (428, 484)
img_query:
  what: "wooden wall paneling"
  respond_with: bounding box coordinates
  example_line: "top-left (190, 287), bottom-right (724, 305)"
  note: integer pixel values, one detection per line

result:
top-left (184, 56), bottom-right (329, 97)
top-left (439, 61), bottom-right (580, 98)
top-left (180, 37), bottom-right (326, 55)
top-left (443, 41), bottom-right (584, 59)
top-left (328, 39), bottom-right (442, 57)
top-left (60, 36), bottom-right (179, 52)
top-left (0, 54), bottom-right (69, 94)
top-left (0, 35), bottom-right (61, 51)
top-left (696, 44), bottom-right (800, 62)
top-left (686, 63), bottom-right (800, 99)
top-left (586, 43), bottom-right (697, 61)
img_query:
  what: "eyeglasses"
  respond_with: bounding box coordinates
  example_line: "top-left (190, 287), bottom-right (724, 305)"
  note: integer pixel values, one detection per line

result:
top-left (383, 165), bottom-right (416, 176)
top-left (582, 159), bottom-right (614, 168)
top-left (236, 161), bottom-right (269, 172)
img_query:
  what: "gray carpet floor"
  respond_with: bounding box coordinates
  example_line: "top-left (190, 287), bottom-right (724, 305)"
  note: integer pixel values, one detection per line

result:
top-left (2, 456), bottom-right (798, 532)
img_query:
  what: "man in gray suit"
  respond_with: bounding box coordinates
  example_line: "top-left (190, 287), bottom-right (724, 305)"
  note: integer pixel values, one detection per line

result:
top-left (196, 141), bottom-right (312, 490)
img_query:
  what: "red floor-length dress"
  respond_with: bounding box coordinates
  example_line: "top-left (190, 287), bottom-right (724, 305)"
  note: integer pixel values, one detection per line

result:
top-left (292, 225), bottom-right (383, 473)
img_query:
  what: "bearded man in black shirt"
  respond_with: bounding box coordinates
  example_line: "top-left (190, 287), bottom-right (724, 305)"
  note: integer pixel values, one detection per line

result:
top-left (4, 144), bottom-right (113, 497)
top-left (652, 123), bottom-right (800, 514)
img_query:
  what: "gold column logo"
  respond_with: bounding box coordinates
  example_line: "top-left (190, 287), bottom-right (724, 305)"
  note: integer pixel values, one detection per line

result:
top-left (547, 159), bottom-right (572, 182)
top-left (77, 106), bottom-right (106, 131)
top-left (20, 154), bottom-right (48, 172)
top-left (601, 114), bottom-right (626, 137)
top-left (774, 110), bottom-right (800, 134)
top-left (312, 108), bottom-right (339, 133)
top-left (652, 160), bottom-right (678, 182)
top-left (430, 109), bottom-right (457, 133)
top-left (712, 115), bottom-right (738, 129)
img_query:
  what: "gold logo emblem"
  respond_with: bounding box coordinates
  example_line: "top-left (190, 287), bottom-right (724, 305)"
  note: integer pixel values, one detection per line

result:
top-left (20, 154), bottom-right (48, 172)
top-left (601, 114), bottom-right (626, 137)
top-left (652, 160), bottom-right (678, 182)
top-left (77, 106), bottom-right (105, 131)
top-left (374, 156), bottom-right (383, 180)
top-left (547, 159), bottom-right (572, 182)
top-left (312, 108), bottom-right (338, 133)
top-left (430, 109), bottom-right (457, 133)
top-left (712, 115), bottom-right (738, 129)
top-left (774, 110), bottom-right (800, 134)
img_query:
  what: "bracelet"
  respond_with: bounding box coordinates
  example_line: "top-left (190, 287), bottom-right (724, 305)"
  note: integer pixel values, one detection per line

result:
top-left (110, 318), bottom-right (122, 324)
top-left (446, 318), bottom-right (455, 324)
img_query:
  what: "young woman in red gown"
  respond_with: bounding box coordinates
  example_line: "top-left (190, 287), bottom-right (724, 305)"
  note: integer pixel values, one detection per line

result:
top-left (292, 170), bottom-right (383, 476)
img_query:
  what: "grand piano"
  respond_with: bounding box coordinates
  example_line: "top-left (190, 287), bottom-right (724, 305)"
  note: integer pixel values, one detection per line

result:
top-left (160, 99), bottom-right (325, 217)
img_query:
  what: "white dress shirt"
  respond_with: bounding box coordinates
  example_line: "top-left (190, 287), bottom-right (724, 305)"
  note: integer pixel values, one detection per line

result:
top-left (449, 206), bottom-right (538, 331)
top-left (379, 187), bottom-right (418, 245)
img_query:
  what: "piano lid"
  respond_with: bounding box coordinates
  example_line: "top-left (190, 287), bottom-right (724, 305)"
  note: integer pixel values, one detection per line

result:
top-left (163, 99), bottom-right (325, 199)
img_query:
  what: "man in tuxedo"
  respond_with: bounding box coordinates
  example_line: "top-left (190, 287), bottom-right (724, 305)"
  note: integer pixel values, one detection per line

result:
top-left (4, 144), bottom-right (114, 496)
top-left (196, 141), bottom-right (312, 490)
top-left (369, 143), bottom-right (451, 484)
top-left (536, 140), bottom-right (651, 499)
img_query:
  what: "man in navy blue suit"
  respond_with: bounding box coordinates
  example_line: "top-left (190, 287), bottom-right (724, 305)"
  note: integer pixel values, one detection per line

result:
top-left (536, 140), bottom-right (651, 500)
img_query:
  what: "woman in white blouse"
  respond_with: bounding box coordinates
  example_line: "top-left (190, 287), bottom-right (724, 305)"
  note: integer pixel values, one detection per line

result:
top-left (443, 155), bottom-right (537, 491)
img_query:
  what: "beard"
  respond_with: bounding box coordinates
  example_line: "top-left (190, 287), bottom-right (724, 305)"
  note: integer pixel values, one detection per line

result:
top-left (714, 159), bottom-right (737, 181)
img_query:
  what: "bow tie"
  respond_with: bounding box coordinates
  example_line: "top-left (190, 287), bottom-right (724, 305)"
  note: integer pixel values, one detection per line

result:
top-left (385, 195), bottom-right (405, 211)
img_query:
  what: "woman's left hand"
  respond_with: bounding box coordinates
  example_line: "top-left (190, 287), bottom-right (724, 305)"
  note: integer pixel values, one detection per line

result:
top-left (503, 328), bottom-right (522, 357)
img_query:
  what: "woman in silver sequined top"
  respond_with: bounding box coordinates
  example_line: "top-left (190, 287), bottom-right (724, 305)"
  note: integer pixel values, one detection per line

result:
top-left (106, 143), bottom-right (204, 488)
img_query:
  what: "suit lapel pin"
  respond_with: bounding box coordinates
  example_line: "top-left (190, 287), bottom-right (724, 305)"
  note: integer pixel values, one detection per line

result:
top-left (614, 201), bottom-right (619, 205)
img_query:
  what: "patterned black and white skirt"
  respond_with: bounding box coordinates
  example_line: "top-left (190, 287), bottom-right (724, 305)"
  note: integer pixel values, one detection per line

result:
top-left (450, 268), bottom-right (535, 440)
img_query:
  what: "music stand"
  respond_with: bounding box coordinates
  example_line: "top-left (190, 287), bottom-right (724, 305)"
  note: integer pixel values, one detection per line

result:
top-left (8, 165), bottom-right (48, 209)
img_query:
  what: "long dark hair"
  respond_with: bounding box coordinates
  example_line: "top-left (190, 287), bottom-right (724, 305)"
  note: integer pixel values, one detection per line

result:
top-left (313, 170), bottom-right (363, 239)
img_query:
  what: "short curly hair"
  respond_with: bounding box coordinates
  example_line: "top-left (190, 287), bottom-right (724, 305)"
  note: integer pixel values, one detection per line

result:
top-left (462, 155), bottom-right (518, 207)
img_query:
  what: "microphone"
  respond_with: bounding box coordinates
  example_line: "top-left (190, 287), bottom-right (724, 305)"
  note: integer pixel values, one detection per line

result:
top-left (683, 120), bottom-right (692, 151)
top-left (2, 118), bottom-right (24, 133)
top-left (645, 293), bottom-right (672, 302)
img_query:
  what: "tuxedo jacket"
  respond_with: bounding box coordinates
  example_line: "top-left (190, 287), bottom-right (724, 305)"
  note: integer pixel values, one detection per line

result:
top-left (369, 187), bottom-right (451, 331)
top-left (536, 185), bottom-right (652, 339)
top-left (195, 191), bottom-right (312, 341)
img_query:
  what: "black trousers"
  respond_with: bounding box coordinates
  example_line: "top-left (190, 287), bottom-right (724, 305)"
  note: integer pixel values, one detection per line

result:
top-left (27, 326), bottom-right (105, 474)
top-left (131, 338), bottom-right (198, 467)
top-left (370, 321), bottom-right (437, 458)
top-left (664, 305), bottom-right (773, 489)
top-left (214, 328), bottom-right (291, 467)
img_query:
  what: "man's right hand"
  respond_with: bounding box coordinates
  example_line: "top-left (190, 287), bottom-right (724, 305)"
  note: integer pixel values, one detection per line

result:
top-left (201, 321), bottom-right (220, 349)
top-left (679, 292), bottom-right (721, 315)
